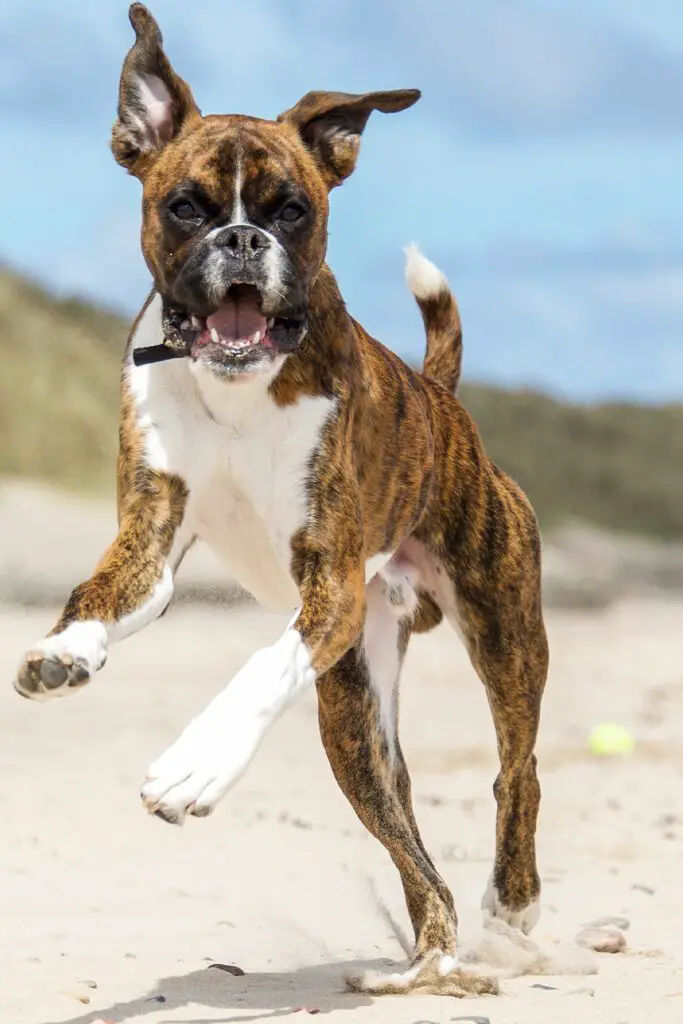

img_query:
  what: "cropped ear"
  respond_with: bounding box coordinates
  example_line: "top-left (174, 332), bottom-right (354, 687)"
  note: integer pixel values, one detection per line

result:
top-left (278, 89), bottom-right (421, 189)
top-left (111, 4), bottom-right (200, 177)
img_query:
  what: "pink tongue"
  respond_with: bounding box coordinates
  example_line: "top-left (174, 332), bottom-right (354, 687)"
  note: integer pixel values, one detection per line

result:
top-left (206, 295), bottom-right (267, 343)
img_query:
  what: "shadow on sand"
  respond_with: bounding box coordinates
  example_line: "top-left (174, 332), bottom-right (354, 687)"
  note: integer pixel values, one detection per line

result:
top-left (45, 957), bottom-right (430, 1023)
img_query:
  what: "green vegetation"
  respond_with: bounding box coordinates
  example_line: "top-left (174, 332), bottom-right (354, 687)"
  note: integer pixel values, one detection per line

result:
top-left (460, 385), bottom-right (683, 539)
top-left (2, 265), bottom-right (681, 537)
top-left (0, 267), bottom-right (123, 493)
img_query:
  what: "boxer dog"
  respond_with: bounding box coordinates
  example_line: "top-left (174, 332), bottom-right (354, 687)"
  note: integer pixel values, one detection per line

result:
top-left (14, 4), bottom-right (548, 996)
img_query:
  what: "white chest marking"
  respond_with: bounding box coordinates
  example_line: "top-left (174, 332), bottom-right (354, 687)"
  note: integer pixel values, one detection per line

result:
top-left (128, 295), bottom-right (335, 611)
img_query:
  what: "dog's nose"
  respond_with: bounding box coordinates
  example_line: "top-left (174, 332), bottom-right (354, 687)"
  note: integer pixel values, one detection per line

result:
top-left (214, 225), bottom-right (270, 261)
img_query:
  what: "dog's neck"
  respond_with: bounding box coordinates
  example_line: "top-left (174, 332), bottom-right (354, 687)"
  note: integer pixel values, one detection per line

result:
top-left (270, 262), bottom-right (361, 406)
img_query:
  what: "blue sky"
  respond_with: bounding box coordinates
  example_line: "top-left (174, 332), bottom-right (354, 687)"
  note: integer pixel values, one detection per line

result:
top-left (1, 0), bottom-right (682, 400)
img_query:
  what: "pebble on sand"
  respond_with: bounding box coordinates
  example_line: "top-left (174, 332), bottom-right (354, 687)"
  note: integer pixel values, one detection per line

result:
top-left (576, 927), bottom-right (627, 954)
top-left (208, 962), bottom-right (246, 976)
top-left (59, 988), bottom-right (91, 1004)
top-left (632, 882), bottom-right (655, 896)
top-left (584, 916), bottom-right (631, 931)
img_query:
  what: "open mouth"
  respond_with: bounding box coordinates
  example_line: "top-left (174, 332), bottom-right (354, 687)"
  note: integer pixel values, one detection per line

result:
top-left (161, 285), bottom-right (306, 370)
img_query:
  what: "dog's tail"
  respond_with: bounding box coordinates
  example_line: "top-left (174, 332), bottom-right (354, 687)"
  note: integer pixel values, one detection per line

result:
top-left (404, 244), bottom-right (462, 395)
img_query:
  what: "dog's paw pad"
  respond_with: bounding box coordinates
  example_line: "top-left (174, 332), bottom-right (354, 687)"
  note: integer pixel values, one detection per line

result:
top-left (14, 623), bottom-right (107, 701)
top-left (16, 652), bottom-right (92, 699)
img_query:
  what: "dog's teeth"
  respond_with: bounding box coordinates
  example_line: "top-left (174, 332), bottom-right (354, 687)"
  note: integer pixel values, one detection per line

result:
top-left (253, 331), bottom-right (261, 345)
top-left (180, 319), bottom-right (190, 330)
top-left (191, 315), bottom-right (201, 329)
top-left (267, 318), bottom-right (275, 329)
top-left (210, 327), bottom-right (219, 344)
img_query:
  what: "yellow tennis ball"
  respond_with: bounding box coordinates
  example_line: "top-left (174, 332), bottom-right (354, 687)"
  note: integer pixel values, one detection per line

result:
top-left (589, 723), bottom-right (635, 756)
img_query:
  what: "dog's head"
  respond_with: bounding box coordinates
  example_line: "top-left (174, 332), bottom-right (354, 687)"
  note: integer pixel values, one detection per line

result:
top-left (112, 4), bottom-right (420, 378)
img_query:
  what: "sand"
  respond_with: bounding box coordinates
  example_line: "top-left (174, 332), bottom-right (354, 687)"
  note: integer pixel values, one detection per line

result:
top-left (2, 596), bottom-right (683, 1023)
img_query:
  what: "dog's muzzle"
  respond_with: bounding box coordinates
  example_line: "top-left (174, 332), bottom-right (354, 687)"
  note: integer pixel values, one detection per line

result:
top-left (134, 227), bottom-right (307, 370)
top-left (142, 285), bottom-right (306, 374)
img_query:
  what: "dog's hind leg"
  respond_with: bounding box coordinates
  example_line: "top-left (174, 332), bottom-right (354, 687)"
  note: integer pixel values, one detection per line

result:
top-left (432, 478), bottom-right (549, 935)
top-left (317, 571), bottom-right (496, 997)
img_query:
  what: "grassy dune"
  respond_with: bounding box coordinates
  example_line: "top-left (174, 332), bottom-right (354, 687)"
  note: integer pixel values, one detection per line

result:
top-left (0, 267), bottom-right (123, 493)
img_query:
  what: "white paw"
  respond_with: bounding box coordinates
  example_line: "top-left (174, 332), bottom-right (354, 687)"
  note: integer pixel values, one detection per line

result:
top-left (141, 634), bottom-right (315, 825)
top-left (14, 622), bottom-right (108, 701)
top-left (347, 960), bottom-right (423, 994)
top-left (141, 712), bottom-right (258, 825)
top-left (482, 873), bottom-right (541, 934)
top-left (347, 951), bottom-right (496, 996)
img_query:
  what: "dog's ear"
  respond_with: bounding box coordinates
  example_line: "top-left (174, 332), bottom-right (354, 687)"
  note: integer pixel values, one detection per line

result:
top-left (111, 4), bottom-right (200, 177)
top-left (278, 89), bottom-right (421, 189)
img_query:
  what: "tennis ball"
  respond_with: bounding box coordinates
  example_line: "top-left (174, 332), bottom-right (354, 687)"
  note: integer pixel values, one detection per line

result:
top-left (589, 723), bottom-right (635, 757)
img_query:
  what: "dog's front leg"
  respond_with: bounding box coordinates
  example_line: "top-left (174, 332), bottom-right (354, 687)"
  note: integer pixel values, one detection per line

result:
top-left (141, 531), bottom-right (365, 825)
top-left (14, 472), bottom-right (188, 700)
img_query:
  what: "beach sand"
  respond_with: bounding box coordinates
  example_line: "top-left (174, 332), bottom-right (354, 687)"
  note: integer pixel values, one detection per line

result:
top-left (1, 596), bottom-right (682, 1023)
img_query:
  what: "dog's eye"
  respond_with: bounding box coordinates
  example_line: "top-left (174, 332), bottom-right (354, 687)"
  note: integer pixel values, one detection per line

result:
top-left (279, 202), bottom-right (306, 223)
top-left (170, 199), bottom-right (201, 222)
